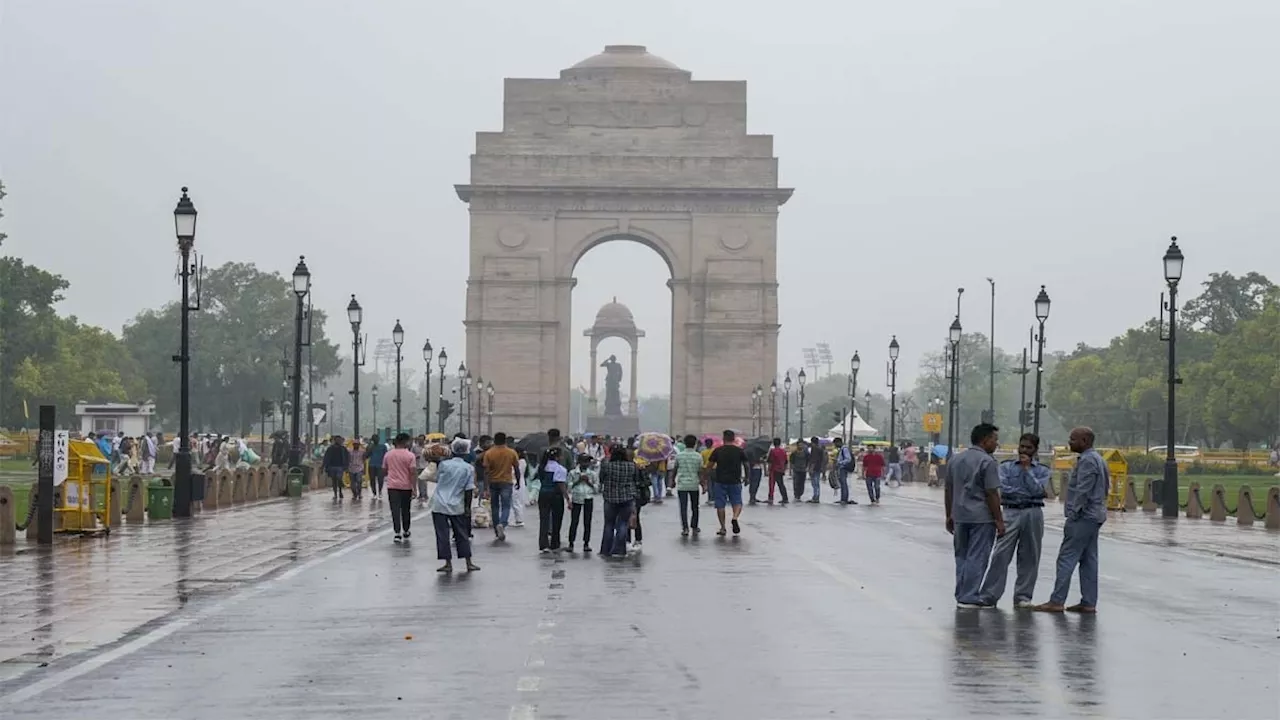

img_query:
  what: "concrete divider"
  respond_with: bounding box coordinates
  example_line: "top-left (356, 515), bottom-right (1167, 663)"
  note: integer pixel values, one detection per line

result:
top-left (205, 472), bottom-right (220, 509)
top-left (126, 476), bottom-right (146, 523)
top-left (108, 478), bottom-right (122, 528)
top-left (1237, 486), bottom-right (1256, 526)
top-left (269, 467), bottom-right (283, 496)
top-left (1209, 484), bottom-right (1228, 522)
top-left (0, 485), bottom-right (15, 546)
top-left (1266, 487), bottom-right (1280, 530)
top-left (243, 468), bottom-right (257, 502)
top-left (1124, 479), bottom-right (1138, 511)
top-left (218, 469), bottom-right (233, 506)
top-left (1185, 482), bottom-right (1204, 519)
top-left (1141, 479), bottom-right (1157, 512)
top-left (232, 469), bottom-right (247, 504)
top-left (256, 467), bottom-right (269, 499)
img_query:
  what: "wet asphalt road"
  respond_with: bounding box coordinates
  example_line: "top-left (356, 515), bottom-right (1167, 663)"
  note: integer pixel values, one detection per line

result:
top-left (1, 485), bottom-right (1277, 720)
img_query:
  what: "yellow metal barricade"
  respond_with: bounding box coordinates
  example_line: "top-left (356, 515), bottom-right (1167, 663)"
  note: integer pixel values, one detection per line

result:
top-left (1103, 449), bottom-right (1128, 511)
top-left (58, 439), bottom-right (111, 533)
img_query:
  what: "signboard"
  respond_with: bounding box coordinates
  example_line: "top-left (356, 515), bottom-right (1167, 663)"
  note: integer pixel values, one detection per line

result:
top-left (52, 430), bottom-right (70, 486)
top-left (311, 407), bottom-right (327, 427)
top-left (64, 479), bottom-right (83, 508)
top-left (922, 413), bottom-right (943, 433)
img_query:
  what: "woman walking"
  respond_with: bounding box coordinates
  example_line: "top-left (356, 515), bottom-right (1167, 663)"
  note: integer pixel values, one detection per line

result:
top-left (536, 447), bottom-right (571, 553)
top-left (597, 445), bottom-right (639, 558)
top-left (347, 440), bottom-right (366, 500)
top-left (382, 433), bottom-right (417, 543)
top-left (567, 454), bottom-right (597, 553)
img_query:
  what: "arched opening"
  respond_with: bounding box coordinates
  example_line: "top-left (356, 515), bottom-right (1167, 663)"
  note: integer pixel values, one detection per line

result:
top-left (571, 237), bottom-right (673, 433)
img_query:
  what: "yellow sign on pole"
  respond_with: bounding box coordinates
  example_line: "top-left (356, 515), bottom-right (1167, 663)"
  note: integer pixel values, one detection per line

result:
top-left (922, 413), bottom-right (943, 433)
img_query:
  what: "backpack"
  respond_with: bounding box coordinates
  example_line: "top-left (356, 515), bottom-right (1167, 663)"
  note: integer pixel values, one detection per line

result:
top-left (839, 448), bottom-right (856, 472)
top-left (634, 466), bottom-right (651, 506)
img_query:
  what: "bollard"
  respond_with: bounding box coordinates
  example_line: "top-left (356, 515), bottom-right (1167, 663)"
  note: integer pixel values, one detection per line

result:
top-left (1185, 482), bottom-right (1204, 519)
top-left (1123, 479), bottom-right (1138, 511)
top-left (218, 470), bottom-right (233, 506)
top-left (244, 469), bottom-right (258, 502)
top-left (232, 469), bottom-right (247, 504)
top-left (108, 478), bottom-right (122, 528)
top-left (1209, 484), bottom-right (1228, 522)
top-left (1265, 487), bottom-right (1280, 531)
top-left (270, 467), bottom-right (282, 496)
top-left (0, 485), bottom-right (16, 546)
top-left (1236, 486), bottom-right (1256, 527)
top-left (126, 477), bottom-right (146, 523)
top-left (256, 467), bottom-right (269, 499)
top-left (205, 472), bottom-right (221, 510)
top-left (1141, 479), bottom-right (1157, 512)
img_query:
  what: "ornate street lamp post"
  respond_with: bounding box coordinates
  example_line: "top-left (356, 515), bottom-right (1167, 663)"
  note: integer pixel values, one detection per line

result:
top-left (328, 391), bottom-right (335, 437)
top-left (1160, 237), bottom-right (1185, 518)
top-left (288, 257), bottom-right (311, 468)
top-left (769, 379), bottom-right (778, 439)
top-left (172, 188), bottom-right (200, 516)
top-left (392, 320), bottom-right (404, 434)
top-left (436, 348), bottom-right (448, 434)
top-left (888, 337), bottom-right (900, 447)
top-left (847, 352), bottom-right (861, 442)
top-left (487, 383), bottom-right (496, 436)
top-left (460, 363), bottom-right (471, 436)
top-left (371, 384), bottom-right (379, 435)
top-left (798, 368), bottom-right (808, 440)
top-left (947, 317), bottom-right (962, 458)
top-left (347, 295), bottom-right (366, 438)
top-left (783, 372), bottom-right (792, 441)
top-left (1032, 286), bottom-right (1051, 437)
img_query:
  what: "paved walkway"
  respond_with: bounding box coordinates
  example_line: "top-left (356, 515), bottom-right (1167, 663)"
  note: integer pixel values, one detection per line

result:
top-left (1, 484), bottom-right (1277, 719)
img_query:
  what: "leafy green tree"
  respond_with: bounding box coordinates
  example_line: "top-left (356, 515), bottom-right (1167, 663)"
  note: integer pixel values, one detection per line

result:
top-left (123, 261), bottom-right (341, 434)
top-left (1182, 271), bottom-right (1276, 335)
top-left (1202, 290), bottom-right (1280, 447)
top-left (10, 318), bottom-right (147, 417)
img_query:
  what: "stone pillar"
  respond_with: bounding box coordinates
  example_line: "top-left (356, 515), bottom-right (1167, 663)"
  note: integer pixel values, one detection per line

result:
top-left (0, 485), bottom-right (15, 546)
top-left (628, 342), bottom-right (639, 417)
top-left (589, 340), bottom-right (599, 417)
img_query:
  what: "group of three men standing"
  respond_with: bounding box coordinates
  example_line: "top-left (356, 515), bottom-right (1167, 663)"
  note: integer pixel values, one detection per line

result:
top-left (946, 423), bottom-right (1110, 612)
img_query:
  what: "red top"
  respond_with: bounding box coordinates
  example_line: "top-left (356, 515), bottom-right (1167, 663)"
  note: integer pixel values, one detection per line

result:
top-left (768, 446), bottom-right (788, 473)
top-left (862, 451), bottom-right (886, 478)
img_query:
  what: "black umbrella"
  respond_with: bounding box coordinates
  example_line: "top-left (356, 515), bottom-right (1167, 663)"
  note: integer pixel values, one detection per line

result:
top-left (744, 436), bottom-right (772, 463)
top-left (514, 432), bottom-right (550, 457)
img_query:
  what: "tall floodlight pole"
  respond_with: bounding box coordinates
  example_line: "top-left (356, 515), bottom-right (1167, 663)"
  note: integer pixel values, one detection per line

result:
top-left (1032, 286), bottom-right (1051, 436)
top-left (172, 188), bottom-right (199, 516)
top-left (437, 348), bottom-right (448, 434)
top-left (422, 340), bottom-right (432, 437)
top-left (986, 277), bottom-right (996, 424)
top-left (769, 380), bottom-right (778, 438)
top-left (1160, 237), bottom-right (1185, 518)
top-left (888, 336), bottom-right (900, 447)
top-left (392, 320), bottom-right (405, 434)
top-left (947, 317), bottom-right (962, 458)
top-left (288, 257), bottom-right (311, 467)
top-left (849, 352), bottom-right (861, 442)
top-left (347, 295), bottom-right (365, 438)
top-left (783, 372), bottom-right (792, 441)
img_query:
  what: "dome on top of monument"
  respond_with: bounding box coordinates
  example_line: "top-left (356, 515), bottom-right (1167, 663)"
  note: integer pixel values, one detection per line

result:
top-left (593, 297), bottom-right (636, 328)
top-left (564, 45), bottom-right (687, 76)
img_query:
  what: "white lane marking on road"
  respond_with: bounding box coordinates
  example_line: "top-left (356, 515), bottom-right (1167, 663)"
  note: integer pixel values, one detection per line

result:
top-left (0, 511), bottom-right (428, 706)
top-left (525, 652), bottom-right (545, 668)
top-left (509, 704), bottom-right (537, 720)
top-left (517, 676), bottom-right (541, 692)
top-left (537, 618), bottom-right (556, 629)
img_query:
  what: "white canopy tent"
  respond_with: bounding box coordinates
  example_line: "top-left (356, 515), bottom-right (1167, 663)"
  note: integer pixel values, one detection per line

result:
top-left (827, 409), bottom-right (879, 439)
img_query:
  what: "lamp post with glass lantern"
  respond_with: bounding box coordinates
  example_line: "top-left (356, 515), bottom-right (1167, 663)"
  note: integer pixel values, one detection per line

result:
top-left (798, 367), bottom-right (808, 440)
top-left (172, 188), bottom-right (199, 515)
top-left (769, 379), bottom-right (778, 439)
top-left (327, 392), bottom-right (335, 437)
top-left (1160, 237), bottom-right (1185, 518)
top-left (864, 390), bottom-right (873, 424)
top-left (1032, 286), bottom-right (1051, 436)
top-left (888, 337), bottom-right (900, 447)
top-left (421, 340), bottom-right (432, 436)
top-left (436, 348), bottom-right (448, 434)
top-left (392, 320), bottom-right (404, 434)
top-left (947, 317), bottom-right (962, 458)
top-left (487, 383), bottom-right (496, 435)
top-left (346, 295), bottom-right (366, 438)
top-left (460, 363), bottom-right (471, 436)
top-left (783, 372), bottom-right (792, 441)
top-left (287, 257), bottom-right (311, 467)
top-left (372, 384), bottom-right (379, 435)
top-left (848, 352), bottom-right (861, 442)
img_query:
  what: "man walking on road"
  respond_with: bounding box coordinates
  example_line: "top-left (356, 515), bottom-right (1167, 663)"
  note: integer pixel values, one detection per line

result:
top-left (482, 432), bottom-right (519, 541)
top-left (862, 445), bottom-right (886, 505)
top-left (767, 438), bottom-right (788, 505)
top-left (885, 443), bottom-right (902, 488)
top-left (1034, 427), bottom-right (1109, 614)
top-left (945, 423), bottom-right (1005, 608)
top-left (978, 432), bottom-right (1049, 608)
top-left (806, 436), bottom-right (826, 502)
top-left (832, 437), bottom-right (857, 505)
top-left (789, 440), bottom-right (809, 503)
top-left (708, 430), bottom-right (749, 536)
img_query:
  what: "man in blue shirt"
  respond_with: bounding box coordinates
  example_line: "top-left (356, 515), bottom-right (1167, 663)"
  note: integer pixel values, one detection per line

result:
top-left (978, 432), bottom-right (1050, 607)
top-left (944, 423), bottom-right (1005, 608)
top-left (1034, 427), bottom-right (1109, 613)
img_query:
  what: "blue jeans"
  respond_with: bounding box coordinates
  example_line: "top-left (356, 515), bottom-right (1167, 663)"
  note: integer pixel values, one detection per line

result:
top-left (809, 470), bottom-right (821, 500)
top-left (953, 522), bottom-right (997, 605)
top-left (489, 483), bottom-right (513, 528)
top-left (865, 476), bottom-right (882, 502)
top-left (837, 469), bottom-right (850, 503)
top-left (1049, 517), bottom-right (1102, 606)
top-left (650, 472), bottom-right (664, 501)
top-left (600, 500), bottom-right (634, 556)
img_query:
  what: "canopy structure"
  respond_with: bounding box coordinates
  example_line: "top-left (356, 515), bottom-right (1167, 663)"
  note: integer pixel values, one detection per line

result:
top-left (827, 410), bottom-right (879, 439)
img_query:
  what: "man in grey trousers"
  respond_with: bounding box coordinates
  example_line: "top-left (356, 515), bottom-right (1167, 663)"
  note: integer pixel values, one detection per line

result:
top-left (978, 433), bottom-right (1050, 608)
top-left (944, 423), bottom-right (1005, 608)
top-left (1034, 427), bottom-right (1110, 614)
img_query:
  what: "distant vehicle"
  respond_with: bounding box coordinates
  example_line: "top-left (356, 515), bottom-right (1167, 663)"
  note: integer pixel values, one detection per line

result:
top-left (1147, 445), bottom-right (1201, 458)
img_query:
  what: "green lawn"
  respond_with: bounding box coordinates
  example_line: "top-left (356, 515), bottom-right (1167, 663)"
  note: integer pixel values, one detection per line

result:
top-left (0, 457), bottom-right (34, 474)
top-left (1132, 474), bottom-right (1277, 517)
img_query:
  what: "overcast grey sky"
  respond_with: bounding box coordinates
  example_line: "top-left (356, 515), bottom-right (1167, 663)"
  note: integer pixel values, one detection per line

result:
top-left (2, 0), bottom-right (1277, 397)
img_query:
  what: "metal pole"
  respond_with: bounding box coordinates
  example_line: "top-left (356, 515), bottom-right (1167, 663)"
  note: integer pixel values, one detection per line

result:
top-left (437, 371), bottom-right (445, 434)
top-left (288, 292), bottom-right (304, 467)
top-left (425, 365), bottom-right (432, 436)
top-left (889, 360), bottom-right (897, 447)
top-left (1018, 347), bottom-right (1028, 437)
top-left (37, 405), bottom-right (54, 544)
top-left (1033, 319), bottom-right (1046, 436)
top-left (175, 241), bottom-right (192, 509)
top-left (352, 330), bottom-right (361, 439)
top-left (799, 387), bottom-right (806, 440)
top-left (770, 389), bottom-right (777, 438)
top-left (784, 390), bottom-right (791, 441)
top-left (850, 370), bottom-right (858, 441)
top-left (395, 353), bottom-right (402, 435)
top-left (988, 278), bottom-right (996, 424)
top-left (1163, 283), bottom-right (1180, 517)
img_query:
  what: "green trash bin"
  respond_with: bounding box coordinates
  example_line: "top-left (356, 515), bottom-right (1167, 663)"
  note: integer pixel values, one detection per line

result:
top-left (147, 479), bottom-right (174, 520)
top-left (287, 468), bottom-right (304, 498)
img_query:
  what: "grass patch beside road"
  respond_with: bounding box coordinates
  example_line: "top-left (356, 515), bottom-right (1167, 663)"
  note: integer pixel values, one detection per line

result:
top-left (1132, 474), bottom-right (1277, 517)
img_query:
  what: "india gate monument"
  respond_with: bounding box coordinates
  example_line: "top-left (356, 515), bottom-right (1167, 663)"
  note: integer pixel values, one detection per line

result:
top-left (458, 45), bottom-right (792, 434)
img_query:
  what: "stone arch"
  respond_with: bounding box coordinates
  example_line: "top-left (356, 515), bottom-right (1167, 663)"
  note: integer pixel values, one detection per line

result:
top-left (563, 229), bottom-right (681, 280)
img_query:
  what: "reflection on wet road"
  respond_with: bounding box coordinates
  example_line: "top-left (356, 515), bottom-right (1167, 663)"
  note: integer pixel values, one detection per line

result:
top-left (1, 485), bottom-right (1276, 719)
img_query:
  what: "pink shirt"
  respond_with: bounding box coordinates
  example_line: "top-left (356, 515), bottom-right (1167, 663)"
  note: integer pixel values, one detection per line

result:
top-left (383, 448), bottom-right (418, 491)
